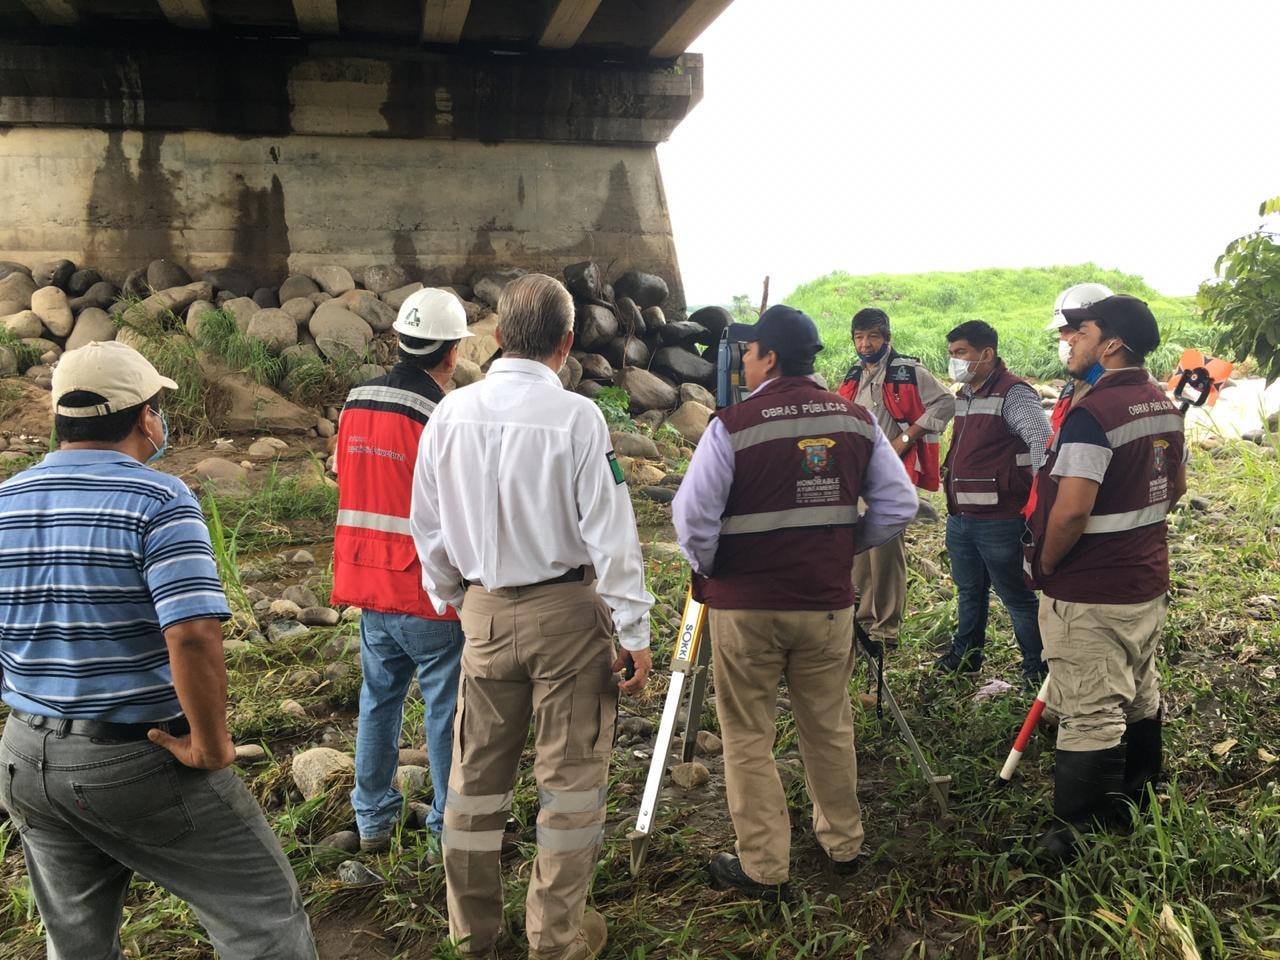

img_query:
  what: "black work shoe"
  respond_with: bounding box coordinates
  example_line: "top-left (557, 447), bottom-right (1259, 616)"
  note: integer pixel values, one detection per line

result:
top-left (708, 853), bottom-right (792, 904)
top-left (935, 648), bottom-right (982, 674)
top-left (1030, 744), bottom-right (1128, 865)
top-left (820, 848), bottom-right (867, 875)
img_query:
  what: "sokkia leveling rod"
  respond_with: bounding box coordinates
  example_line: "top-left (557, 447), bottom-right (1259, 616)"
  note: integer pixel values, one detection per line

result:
top-left (629, 586), bottom-right (711, 876)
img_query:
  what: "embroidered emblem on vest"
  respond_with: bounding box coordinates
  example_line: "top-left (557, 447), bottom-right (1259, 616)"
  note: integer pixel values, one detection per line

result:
top-left (798, 437), bottom-right (837, 475)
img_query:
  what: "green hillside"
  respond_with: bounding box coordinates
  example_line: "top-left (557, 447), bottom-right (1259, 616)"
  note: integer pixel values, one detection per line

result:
top-left (781, 264), bottom-right (1213, 384)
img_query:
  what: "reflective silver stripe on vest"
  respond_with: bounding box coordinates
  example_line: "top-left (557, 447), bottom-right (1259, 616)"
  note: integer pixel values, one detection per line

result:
top-left (954, 491), bottom-right (1000, 505)
top-left (955, 396), bottom-right (1005, 417)
top-left (730, 413), bottom-right (875, 452)
top-left (441, 826), bottom-right (505, 852)
top-left (538, 787), bottom-right (607, 814)
top-left (536, 823), bottom-right (604, 853)
top-left (721, 504), bottom-right (858, 536)
top-left (1083, 502), bottom-right (1171, 534)
top-left (446, 789), bottom-right (513, 816)
top-left (1015, 452), bottom-right (1032, 467)
top-left (347, 385), bottom-right (438, 419)
top-left (336, 509), bottom-right (412, 535)
top-left (1105, 413), bottom-right (1183, 448)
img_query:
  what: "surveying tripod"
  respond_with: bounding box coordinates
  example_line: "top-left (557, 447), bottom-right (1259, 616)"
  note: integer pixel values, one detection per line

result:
top-left (628, 584), bottom-right (951, 876)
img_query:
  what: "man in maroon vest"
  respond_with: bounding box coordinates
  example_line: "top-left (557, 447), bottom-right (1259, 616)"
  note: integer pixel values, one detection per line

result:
top-left (1025, 295), bottom-right (1187, 861)
top-left (673, 306), bottom-right (917, 901)
top-left (937, 320), bottom-right (1050, 685)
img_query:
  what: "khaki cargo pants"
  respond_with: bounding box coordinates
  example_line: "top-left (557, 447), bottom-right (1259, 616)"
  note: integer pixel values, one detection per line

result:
top-left (443, 579), bottom-right (617, 958)
top-left (852, 535), bottom-right (907, 643)
top-left (709, 606), bottom-right (863, 885)
top-left (1041, 595), bottom-right (1167, 752)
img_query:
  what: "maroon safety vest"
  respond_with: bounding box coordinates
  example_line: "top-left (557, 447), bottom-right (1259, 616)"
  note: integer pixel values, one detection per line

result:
top-left (943, 360), bottom-right (1033, 520)
top-left (701, 376), bottom-right (876, 610)
top-left (1026, 368), bottom-right (1184, 603)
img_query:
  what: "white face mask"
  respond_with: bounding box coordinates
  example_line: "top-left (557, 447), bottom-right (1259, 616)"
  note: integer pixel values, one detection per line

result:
top-left (948, 356), bottom-right (978, 383)
top-left (1058, 339), bottom-right (1073, 368)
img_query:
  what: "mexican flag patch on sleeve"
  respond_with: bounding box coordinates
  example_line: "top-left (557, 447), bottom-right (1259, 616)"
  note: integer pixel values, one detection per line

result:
top-left (607, 451), bottom-right (625, 485)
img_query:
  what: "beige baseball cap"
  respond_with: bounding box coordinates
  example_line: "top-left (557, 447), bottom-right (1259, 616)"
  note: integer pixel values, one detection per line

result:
top-left (51, 340), bottom-right (178, 418)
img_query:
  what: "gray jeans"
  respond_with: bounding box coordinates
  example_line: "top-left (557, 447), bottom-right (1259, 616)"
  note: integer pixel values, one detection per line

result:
top-left (0, 715), bottom-right (316, 960)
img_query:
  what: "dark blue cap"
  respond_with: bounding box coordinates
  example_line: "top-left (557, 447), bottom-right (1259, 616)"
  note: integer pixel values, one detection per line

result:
top-left (726, 304), bottom-right (824, 362)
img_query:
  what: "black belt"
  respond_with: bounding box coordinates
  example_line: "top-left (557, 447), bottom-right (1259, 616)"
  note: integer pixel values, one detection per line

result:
top-left (464, 565), bottom-right (586, 592)
top-left (10, 709), bottom-right (190, 742)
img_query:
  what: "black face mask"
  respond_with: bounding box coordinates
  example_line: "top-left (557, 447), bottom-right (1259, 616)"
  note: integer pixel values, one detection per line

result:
top-left (858, 343), bottom-right (889, 365)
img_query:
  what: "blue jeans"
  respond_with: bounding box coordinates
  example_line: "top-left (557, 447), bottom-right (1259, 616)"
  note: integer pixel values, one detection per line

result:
top-left (351, 610), bottom-right (464, 839)
top-left (945, 514), bottom-right (1045, 678)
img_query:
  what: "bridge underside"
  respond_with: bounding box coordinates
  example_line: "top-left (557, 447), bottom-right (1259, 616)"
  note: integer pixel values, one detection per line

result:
top-left (0, 1), bottom-right (733, 310)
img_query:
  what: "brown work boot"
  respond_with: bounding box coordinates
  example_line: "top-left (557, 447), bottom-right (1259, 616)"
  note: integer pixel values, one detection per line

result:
top-left (528, 908), bottom-right (607, 960)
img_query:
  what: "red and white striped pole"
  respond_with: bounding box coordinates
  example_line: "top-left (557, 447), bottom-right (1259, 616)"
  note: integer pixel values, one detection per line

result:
top-left (998, 675), bottom-right (1051, 784)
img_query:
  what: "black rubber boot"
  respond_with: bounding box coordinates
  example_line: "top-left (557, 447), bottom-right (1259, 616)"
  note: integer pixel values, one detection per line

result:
top-left (1034, 744), bottom-right (1127, 863)
top-left (1123, 715), bottom-right (1163, 809)
top-left (708, 853), bottom-right (793, 904)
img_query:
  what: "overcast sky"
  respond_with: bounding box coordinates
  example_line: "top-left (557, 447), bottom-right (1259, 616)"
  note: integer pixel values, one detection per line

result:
top-left (658, 0), bottom-right (1280, 306)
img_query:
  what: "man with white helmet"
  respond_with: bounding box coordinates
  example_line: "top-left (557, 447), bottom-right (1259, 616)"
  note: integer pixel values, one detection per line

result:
top-left (331, 287), bottom-right (473, 855)
top-left (1023, 283), bottom-right (1113, 520)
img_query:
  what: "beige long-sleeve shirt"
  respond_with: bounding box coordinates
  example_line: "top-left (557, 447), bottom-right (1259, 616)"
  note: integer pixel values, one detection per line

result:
top-left (856, 354), bottom-right (956, 441)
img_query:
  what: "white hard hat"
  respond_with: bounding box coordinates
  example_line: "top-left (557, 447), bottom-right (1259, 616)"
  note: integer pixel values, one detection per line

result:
top-left (392, 288), bottom-right (473, 354)
top-left (1048, 283), bottom-right (1114, 331)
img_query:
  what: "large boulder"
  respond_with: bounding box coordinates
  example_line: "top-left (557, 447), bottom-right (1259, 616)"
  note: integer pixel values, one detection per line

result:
top-left (69, 280), bottom-right (118, 313)
top-left (563, 260), bottom-right (605, 302)
top-left (457, 317), bottom-right (500, 369)
top-left (31, 286), bottom-right (74, 337)
top-left (246, 308), bottom-right (298, 355)
top-left (612, 270), bottom-right (668, 309)
top-left (0, 346), bottom-right (16, 377)
top-left (280, 297), bottom-right (316, 325)
top-left (131, 281), bottom-right (214, 323)
top-left (558, 354), bottom-right (583, 391)
top-left (311, 265), bottom-right (356, 297)
top-left (642, 306), bottom-right (666, 331)
top-left (451, 357), bottom-right (483, 388)
top-left (338, 289), bottom-right (396, 332)
top-left (278, 275), bottom-right (320, 303)
top-left (574, 304), bottom-right (618, 351)
top-left (680, 382), bottom-right (716, 409)
top-left (223, 296), bottom-right (259, 332)
top-left (659, 321), bottom-right (711, 348)
top-left (290, 747), bottom-right (354, 801)
top-left (616, 367), bottom-right (678, 413)
top-left (652, 346), bottom-right (715, 387)
top-left (66, 308), bottom-right (117, 350)
top-left (2, 310), bottom-right (45, 339)
top-left (201, 358), bottom-right (317, 433)
top-left (611, 432), bottom-right (660, 459)
top-left (665, 401), bottom-right (713, 445)
top-left (252, 286), bottom-right (279, 309)
top-left (602, 336), bottom-right (650, 370)
top-left (688, 305), bottom-right (732, 342)
top-left (573, 352), bottom-right (614, 382)
top-left (122, 267), bottom-right (150, 299)
top-left (147, 259), bottom-right (191, 291)
top-left (309, 302), bottom-right (372, 360)
top-left (32, 259), bottom-right (75, 290)
top-left (357, 264), bottom-right (409, 295)
top-left (616, 297), bottom-right (645, 336)
top-left (0, 272), bottom-right (37, 310)
top-left (0, 261), bottom-right (31, 282)
top-left (202, 267), bottom-right (256, 298)
top-left (471, 268), bottom-right (526, 309)
top-left (382, 282), bottom-right (424, 311)
top-left (67, 268), bottom-right (102, 297)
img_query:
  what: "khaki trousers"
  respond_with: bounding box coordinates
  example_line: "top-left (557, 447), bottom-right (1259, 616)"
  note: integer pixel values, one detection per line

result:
top-left (443, 580), bottom-right (618, 958)
top-left (1040, 595), bottom-right (1166, 752)
top-left (709, 606), bottom-right (863, 885)
top-left (852, 534), bottom-right (907, 642)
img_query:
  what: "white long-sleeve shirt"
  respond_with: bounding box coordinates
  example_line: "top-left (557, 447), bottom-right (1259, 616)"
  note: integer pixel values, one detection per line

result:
top-left (409, 358), bottom-right (653, 650)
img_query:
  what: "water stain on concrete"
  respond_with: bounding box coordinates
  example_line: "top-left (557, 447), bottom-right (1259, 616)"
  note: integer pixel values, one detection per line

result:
top-left (84, 130), bottom-right (181, 273)
top-left (228, 173), bottom-right (290, 280)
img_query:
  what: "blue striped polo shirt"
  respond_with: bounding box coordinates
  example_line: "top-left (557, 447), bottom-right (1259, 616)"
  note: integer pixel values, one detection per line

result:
top-left (0, 450), bottom-right (230, 722)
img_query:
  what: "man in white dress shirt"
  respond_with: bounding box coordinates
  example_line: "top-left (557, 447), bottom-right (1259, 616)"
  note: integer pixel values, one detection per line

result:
top-left (410, 273), bottom-right (653, 960)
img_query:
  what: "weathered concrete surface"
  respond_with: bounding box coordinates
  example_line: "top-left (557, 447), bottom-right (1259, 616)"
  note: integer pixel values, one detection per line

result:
top-left (0, 128), bottom-right (687, 311)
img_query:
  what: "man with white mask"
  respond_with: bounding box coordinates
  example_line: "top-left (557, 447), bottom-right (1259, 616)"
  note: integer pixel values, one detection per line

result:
top-left (936, 320), bottom-right (1050, 687)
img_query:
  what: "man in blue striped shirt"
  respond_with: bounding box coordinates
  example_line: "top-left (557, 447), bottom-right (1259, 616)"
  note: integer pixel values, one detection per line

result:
top-left (0, 341), bottom-right (316, 960)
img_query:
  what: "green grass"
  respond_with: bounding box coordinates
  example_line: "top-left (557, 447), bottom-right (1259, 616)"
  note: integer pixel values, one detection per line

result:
top-left (2, 437), bottom-right (1276, 959)
top-left (781, 265), bottom-right (1215, 386)
top-left (0, 330), bottom-right (42, 375)
top-left (199, 459), bottom-right (338, 553)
